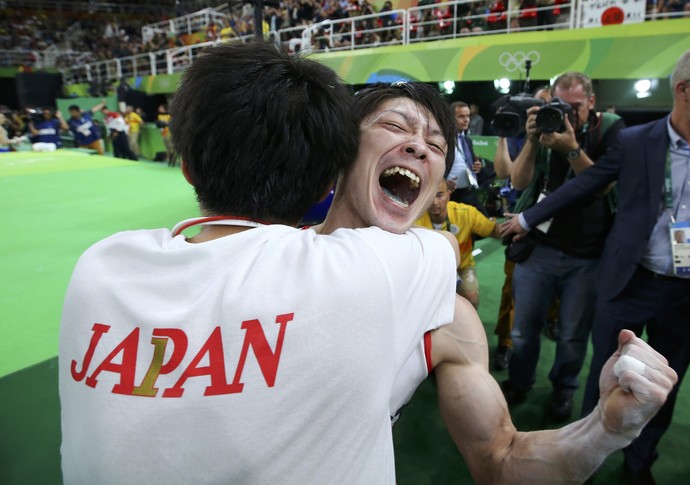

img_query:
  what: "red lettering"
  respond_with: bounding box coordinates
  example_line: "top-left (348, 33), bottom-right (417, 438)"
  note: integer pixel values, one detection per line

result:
top-left (229, 312), bottom-right (295, 390)
top-left (70, 323), bottom-right (110, 382)
top-left (85, 328), bottom-right (140, 394)
top-left (74, 313), bottom-right (296, 398)
top-left (163, 327), bottom-right (237, 397)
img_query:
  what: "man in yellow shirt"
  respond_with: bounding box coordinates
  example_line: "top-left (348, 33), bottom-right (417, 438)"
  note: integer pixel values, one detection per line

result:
top-left (124, 105), bottom-right (143, 157)
top-left (416, 180), bottom-right (500, 308)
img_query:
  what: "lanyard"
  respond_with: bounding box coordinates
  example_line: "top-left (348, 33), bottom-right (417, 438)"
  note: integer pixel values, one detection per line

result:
top-left (172, 216), bottom-right (268, 237)
top-left (663, 148), bottom-right (673, 211)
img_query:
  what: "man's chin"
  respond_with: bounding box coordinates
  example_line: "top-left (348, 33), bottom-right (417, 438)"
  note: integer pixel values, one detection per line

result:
top-left (370, 210), bottom-right (415, 235)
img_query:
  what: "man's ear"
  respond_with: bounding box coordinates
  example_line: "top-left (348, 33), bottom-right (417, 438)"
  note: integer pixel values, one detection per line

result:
top-left (180, 160), bottom-right (194, 186)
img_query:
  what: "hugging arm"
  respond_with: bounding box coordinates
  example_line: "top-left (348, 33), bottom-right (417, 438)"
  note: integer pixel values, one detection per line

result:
top-left (432, 296), bottom-right (676, 483)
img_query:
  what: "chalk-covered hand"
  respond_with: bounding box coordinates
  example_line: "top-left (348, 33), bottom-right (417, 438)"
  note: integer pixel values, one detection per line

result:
top-left (598, 330), bottom-right (677, 439)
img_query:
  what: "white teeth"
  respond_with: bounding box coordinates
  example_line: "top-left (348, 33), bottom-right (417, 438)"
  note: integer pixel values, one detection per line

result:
top-left (382, 166), bottom-right (421, 189)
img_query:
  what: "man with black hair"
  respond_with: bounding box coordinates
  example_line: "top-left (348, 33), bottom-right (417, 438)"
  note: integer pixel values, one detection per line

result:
top-left (315, 81), bottom-right (676, 484)
top-left (67, 101), bottom-right (106, 155)
top-left (59, 42), bottom-right (458, 484)
top-left (28, 107), bottom-right (68, 151)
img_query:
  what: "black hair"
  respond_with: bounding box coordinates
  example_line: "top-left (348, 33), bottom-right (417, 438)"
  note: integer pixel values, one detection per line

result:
top-left (170, 41), bottom-right (359, 225)
top-left (68, 105), bottom-right (80, 111)
top-left (354, 82), bottom-right (456, 175)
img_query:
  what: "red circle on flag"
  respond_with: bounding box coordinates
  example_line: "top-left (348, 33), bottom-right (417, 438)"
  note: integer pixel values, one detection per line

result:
top-left (601, 6), bottom-right (625, 25)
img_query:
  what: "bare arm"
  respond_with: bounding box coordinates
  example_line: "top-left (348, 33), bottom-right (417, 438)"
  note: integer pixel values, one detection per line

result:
top-left (90, 99), bottom-right (107, 114)
top-left (55, 110), bottom-right (69, 131)
top-left (510, 107), bottom-right (541, 190)
top-left (432, 296), bottom-right (677, 483)
top-left (28, 121), bottom-right (39, 136)
top-left (493, 137), bottom-right (513, 179)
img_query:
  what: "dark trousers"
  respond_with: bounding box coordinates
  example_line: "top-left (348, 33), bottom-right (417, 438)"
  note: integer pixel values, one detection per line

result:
top-left (450, 187), bottom-right (489, 218)
top-left (581, 266), bottom-right (690, 472)
top-left (112, 132), bottom-right (138, 161)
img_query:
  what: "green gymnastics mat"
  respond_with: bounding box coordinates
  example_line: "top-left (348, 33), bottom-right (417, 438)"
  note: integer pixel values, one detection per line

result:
top-left (0, 150), bottom-right (688, 483)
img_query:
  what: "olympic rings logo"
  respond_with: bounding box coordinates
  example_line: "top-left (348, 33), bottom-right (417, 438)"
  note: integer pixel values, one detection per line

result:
top-left (498, 51), bottom-right (541, 72)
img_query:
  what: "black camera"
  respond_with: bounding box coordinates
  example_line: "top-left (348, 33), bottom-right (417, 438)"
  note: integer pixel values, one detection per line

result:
top-left (23, 108), bottom-right (45, 125)
top-left (534, 97), bottom-right (574, 134)
top-left (492, 95), bottom-right (575, 138)
top-left (491, 95), bottom-right (545, 137)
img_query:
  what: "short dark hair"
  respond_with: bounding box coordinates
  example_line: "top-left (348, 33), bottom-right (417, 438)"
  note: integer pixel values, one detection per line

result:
top-left (449, 101), bottom-right (468, 111)
top-left (68, 105), bottom-right (80, 112)
top-left (354, 82), bottom-right (456, 175)
top-left (170, 41), bottom-right (359, 224)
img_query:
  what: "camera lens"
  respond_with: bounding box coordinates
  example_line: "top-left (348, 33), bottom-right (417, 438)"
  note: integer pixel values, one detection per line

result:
top-left (536, 107), bottom-right (564, 133)
top-left (492, 112), bottom-right (522, 138)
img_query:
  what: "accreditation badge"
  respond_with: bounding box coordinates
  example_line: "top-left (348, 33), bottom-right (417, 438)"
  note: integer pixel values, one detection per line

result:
top-left (670, 221), bottom-right (690, 275)
top-left (535, 192), bottom-right (554, 234)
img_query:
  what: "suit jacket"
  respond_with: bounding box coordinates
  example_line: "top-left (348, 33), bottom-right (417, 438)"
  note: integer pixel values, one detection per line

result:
top-left (522, 115), bottom-right (670, 302)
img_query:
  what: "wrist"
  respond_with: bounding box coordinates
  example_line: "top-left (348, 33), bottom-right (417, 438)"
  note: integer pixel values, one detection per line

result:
top-left (566, 146), bottom-right (582, 161)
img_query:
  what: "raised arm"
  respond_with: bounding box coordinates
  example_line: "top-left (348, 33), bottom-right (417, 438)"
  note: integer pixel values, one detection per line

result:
top-left (432, 296), bottom-right (676, 483)
top-left (510, 107), bottom-right (541, 190)
top-left (55, 110), bottom-right (69, 131)
top-left (90, 99), bottom-right (107, 114)
top-left (493, 137), bottom-right (513, 179)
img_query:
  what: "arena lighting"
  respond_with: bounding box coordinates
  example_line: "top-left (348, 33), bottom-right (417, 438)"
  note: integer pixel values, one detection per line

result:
top-left (634, 79), bottom-right (653, 99)
top-left (494, 78), bottom-right (511, 94)
top-left (439, 80), bottom-right (455, 95)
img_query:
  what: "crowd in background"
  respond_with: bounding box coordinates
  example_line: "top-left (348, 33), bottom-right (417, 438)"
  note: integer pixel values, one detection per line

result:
top-left (2, 0), bottom-right (687, 70)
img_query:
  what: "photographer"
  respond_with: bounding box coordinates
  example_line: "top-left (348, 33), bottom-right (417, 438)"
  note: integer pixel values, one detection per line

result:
top-left (501, 72), bottom-right (625, 422)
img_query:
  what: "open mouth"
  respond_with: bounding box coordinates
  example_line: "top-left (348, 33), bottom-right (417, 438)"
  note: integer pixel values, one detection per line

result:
top-left (379, 166), bottom-right (421, 208)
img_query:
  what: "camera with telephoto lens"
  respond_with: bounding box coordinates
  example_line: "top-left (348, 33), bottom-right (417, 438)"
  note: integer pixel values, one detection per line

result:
top-left (534, 97), bottom-right (574, 134)
top-left (491, 95), bottom-right (545, 137)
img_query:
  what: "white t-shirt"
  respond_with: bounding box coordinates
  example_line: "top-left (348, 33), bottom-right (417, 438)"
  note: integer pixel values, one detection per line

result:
top-left (59, 224), bottom-right (455, 484)
top-left (106, 114), bottom-right (129, 133)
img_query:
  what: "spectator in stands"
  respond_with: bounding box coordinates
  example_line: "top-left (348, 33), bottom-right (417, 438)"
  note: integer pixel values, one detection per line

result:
top-left (518, 0), bottom-right (539, 29)
top-left (487, 0), bottom-right (508, 31)
top-left (416, 180), bottom-right (501, 308)
top-left (124, 105), bottom-right (143, 157)
top-left (67, 101), bottom-right (106, 155)
top-left (102, 107), bottom-right (137, 160)
top-left (458, 2), bottom-right (487, 35)
top-left (28, 107), bottom-right (68, 152)
top-left (536, 0), bottom-right (556, 29)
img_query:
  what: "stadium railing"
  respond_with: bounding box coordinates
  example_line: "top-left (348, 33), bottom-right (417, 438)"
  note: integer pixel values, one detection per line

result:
top-left (55, 0), bottom-right (688, 86)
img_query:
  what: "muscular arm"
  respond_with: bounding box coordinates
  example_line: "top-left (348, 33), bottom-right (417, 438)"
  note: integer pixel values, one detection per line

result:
top-left (431, 296), bottom-right (676, 483)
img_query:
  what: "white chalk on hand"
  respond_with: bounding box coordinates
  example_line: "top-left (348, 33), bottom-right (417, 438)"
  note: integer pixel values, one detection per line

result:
top-left (614, 354), bottom-right (646, 379)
